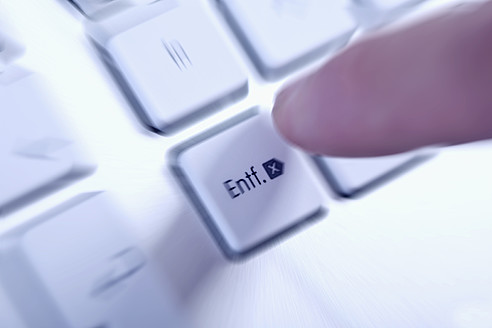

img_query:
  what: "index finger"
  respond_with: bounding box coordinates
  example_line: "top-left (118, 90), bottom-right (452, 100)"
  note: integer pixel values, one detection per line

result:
top-left (272, 2), bottom-right (492, 157)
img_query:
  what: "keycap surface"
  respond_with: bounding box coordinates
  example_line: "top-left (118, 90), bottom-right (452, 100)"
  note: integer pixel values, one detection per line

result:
top-left (0, 192), bottom-right (187, 328)
top-left (219, 0), bottom-right (357, 78)
top-left (70, 0), bottom-right (125, 17)
top-left (359, 0), bottom-right (425, 10)
top-left (0, 68), bottom-right (95, 215)
top-left (69, 0), bottom-right (155, 18)
top-left (171, 109), bottom-right (326, 259)
top-left (0, 32), bottom-right (23, 72)
top-left (315, 151), bottom-right (432, 197)
top-left (90, 1), bottom-right (248, 133)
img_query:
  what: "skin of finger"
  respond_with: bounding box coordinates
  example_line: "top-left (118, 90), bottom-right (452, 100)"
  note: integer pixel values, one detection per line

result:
top-left (272, 2), bottom-right (492, 157)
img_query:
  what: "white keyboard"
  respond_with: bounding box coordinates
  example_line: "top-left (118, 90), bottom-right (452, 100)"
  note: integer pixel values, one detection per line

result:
top-left (0, 69), bottom-right (95, 215)
top-left (0, 193), bottom-right (187, 328)
top-left (1, 0), bottom-right (492, 327)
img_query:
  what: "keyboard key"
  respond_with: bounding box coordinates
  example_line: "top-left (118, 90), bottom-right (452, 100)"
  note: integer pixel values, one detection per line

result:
top-left (170, 109), bottom-right (326, 259)
top-left (314, 151), bottom-right (433, 197)
top-left (69, 0), bottom-right (126, 17)
top-left (219, 0), bottom-right (357, 79)
top-left (1, 156), bottom-right (71, 212)
top-left (87, 1), bottom-right (248, 133)
top-left (350, 0), bottom-right (432, 27)
top-left (0, 192), bottom-right (187, 328)
top-left (355, 0), bottom-right (426, 11)
top-left (0, 67), bottom-right (95, 215)
top-left (69, 0), bottom-right (157, 18)
top-left (0, 31), bottom-right (24, 72)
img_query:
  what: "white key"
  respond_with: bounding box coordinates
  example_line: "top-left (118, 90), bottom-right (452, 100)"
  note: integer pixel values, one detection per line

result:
top-left (0, 32), bottom-right (24, 72)
top-left (0, 67), bottom-right (95, 215)
top-left (0, 283), bottom-right (26, 328)
top-left (355, 0), bottom-right (426, 11)
top-left (314, 151), bottom-right (433, 197)
top-left (0, 192), bottom-right (188, 328)
top-left (70, 0), bottom-right (126, 17)
top-left (87, 1), bottom-right (248, 133)
top-left (171, 109), bottom-right (326, 259)
top-left (350, 0), bottom-right (433, 28)
top-left (70, 0), bottom-right (156, 18)
top-left (219, 0), bottom-right (357, 79)
top-left (1, 157), bottom-right (72, 214)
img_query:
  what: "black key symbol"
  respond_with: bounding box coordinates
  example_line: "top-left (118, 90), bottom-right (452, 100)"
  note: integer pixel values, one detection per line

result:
top-left (262, 158), bottom-right (284, 180)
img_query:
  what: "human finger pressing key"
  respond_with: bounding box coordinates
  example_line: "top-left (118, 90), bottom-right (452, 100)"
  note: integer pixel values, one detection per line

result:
top-left (273, 1), bottom-right (492, 158)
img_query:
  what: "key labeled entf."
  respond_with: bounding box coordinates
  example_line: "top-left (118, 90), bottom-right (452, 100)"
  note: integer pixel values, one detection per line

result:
top-left (170, 109), bottom-right (326, 260)
top-left (223, 158), bottom-right (284, 199)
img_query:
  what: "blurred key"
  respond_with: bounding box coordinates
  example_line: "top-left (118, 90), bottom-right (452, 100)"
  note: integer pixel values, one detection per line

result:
top-left (0, 192), bottom-right (188, 328)
top-left (69, 0), bottom-right (147, 18)
top-left (350, 0), bottom-right (432, 27)
top-left (171, 109), bottom-right (326, 259)
top-left (0, 67), bottom-right (95, 215)
top-left (70, 0), bottom-right (125, 18)
top-left (355, 0), bottom-right (426, 11)
top-left (0, 31), bottom-right (24, 72)
top-left (219, 0), bottom-right (357, 79)
top-left (2, 156), bottom-right (72, 212)
top-left (87, 1), bottom-right (248, 133)
top-left (314, 151), bottom-right (433, 197)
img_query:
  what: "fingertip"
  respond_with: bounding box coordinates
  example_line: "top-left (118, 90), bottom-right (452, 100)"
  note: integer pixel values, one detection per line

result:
top-left (272, 78), bottom-right (310, 150)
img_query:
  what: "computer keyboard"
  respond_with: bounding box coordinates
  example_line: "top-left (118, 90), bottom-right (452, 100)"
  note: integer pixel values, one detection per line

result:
top-left (1, 0), bottom-right (492, 327)
top-left (0, 192), bottom-right (187, 328)
top-left (0, 69), bottom-right (95, 215)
